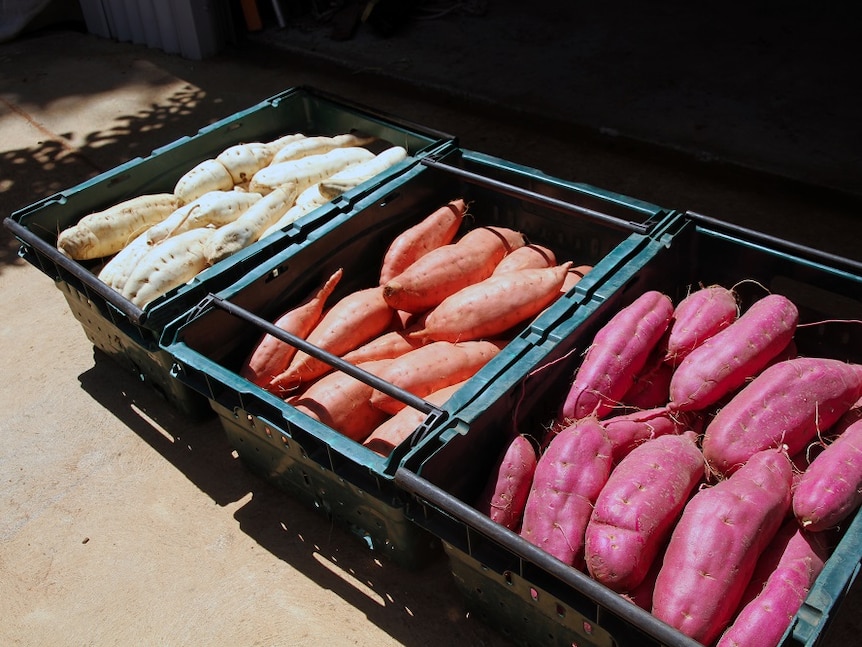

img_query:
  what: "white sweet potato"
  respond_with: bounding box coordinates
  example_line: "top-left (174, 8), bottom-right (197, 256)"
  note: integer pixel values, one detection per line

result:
top-left (317, 145), bottom-right (408, 199)
top-left (249, 147), bottom-right (376, 196)
top-left (57, 193), bottom-right (181, 260)
top-left (144, 190), bottom-right (263, 244)
top-left (173, 158), bottom-right (234, 203)
top-left (263, 132), bottom-right (306, 156)
top-left (121, 227), bottom-right (215, 308)
top-left (269, 132), bottom-right (375, 165)
top-left (97, 231), bottom-right (153, 290)
top-left (203, 185), bottom-right (298, 264)
top-left (215, 142), bottom-right (277, 184)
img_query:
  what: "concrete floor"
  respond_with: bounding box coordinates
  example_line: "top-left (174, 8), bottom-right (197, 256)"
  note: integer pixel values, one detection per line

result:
top-left (1, 10), bottom-right (861, 647)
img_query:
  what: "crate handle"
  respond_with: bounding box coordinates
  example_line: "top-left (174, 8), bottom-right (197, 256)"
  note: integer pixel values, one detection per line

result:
top-left (201, 293), bottom-right (446, 419)
top-left (686, 210), bottom-right (862, 275)
top-left (394, 466), bottom-right (705, 647)
top-left (3, 217), bottom-right (147, 324)
top-left (419, 157), bottom-right (652, 235)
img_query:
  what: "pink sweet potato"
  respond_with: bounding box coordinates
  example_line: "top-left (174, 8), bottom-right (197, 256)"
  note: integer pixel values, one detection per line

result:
top-left (475, 434), bottom-right (539, 531)
top-left (663, 284), bottom-right (739, 367)
top-left (585, 431), bottom-right (705, 592)
top-left (702, 357), bottom-right (862, 476)
top-left (668, 293), bottom-right (799, 413)
top-left (620, 346), bottom-right (674, 410)
top-left (519, 416), bottom-right (613, 568)
top-left (793, 400), bottom-right (862, 531)
top-left (651, 447), bottom-right (793, 645)
top-left (624, 543), bottom-right (666, 612)
top-left (599, 406), bottom-right (689, 464)
top-left (716, 519), bottom-right (830, 647)
top-left (559, 290), bottom-right (674, 422)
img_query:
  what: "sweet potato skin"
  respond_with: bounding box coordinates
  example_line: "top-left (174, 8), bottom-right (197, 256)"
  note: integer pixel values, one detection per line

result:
top-left (362, 380), bottom-right (467, 457)
top-left (664, 284), bottom-right (738, 366)
top-left (491, 243), bottom-right (556, 274)
top-left (559, 290), bottom-right (674, 422)
top-left (651, 448), bottom-right (793, 645)
top-left (716, 519), bottom-right (830, 647)
top-left (519, 416), bottom-right (613, 568)
top-left (408, 262), bottom-right (570, 343)
top-left (595, 406), bottom-right (688, 463)
top-left (368, 339), bottom-right (503, 415)
top-left (793, 402), bottom-right (862, 531)
top-left (702, 357), bottom-right (862, 476)
top-left (584, 431), bottom-right (705, 592)
top-left (668, 293), bottom-right (799, 413)
top-left (240, 268), bottom-right (343, 388)
top-left (378, 199), bottom-right (466, 286)
top-left (289, 358), bottom-right (392, 442)
top-left (268, 285), bottom-right (394, 393)
top-left (381, 225), bottom-right (526, 314)
top-left (475, 434), bottom-right (538, 531)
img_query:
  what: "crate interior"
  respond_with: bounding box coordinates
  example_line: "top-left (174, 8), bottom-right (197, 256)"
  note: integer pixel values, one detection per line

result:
top-left (402, 216), bottom-right (862, 646)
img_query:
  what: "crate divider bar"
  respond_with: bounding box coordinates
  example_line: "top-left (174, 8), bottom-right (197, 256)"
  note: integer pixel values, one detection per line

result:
top-left (199, 293), bottom-right (447, 430)
top-left (419, 157), bottom-right (653, 235)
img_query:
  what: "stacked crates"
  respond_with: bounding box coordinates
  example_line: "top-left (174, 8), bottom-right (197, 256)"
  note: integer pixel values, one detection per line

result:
top-left (7, 86), bottom-right (860, 644)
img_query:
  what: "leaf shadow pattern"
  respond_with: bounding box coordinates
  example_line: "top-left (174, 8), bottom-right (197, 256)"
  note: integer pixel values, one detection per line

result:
top-left (1, 83), bottom-right (207, 276)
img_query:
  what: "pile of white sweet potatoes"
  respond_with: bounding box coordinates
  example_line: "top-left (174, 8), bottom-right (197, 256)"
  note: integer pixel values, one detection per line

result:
top-left (476, 285), bottom-right (862, 647)
top-left (238, 198), bottom-right (593, 451)
top-left (55, 131), bottom-right (408, 308)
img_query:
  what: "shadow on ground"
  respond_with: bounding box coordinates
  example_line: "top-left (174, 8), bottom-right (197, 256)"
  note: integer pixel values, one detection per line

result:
top-left (76, 348), bottom-right (512, 647)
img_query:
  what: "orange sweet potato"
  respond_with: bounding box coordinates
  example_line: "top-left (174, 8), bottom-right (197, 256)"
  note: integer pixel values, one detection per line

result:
top-left (491, 243), bottom-right (556, 274)
top-left (362, 380), bottom-right (467, 457)
top-left (378, 198), bottom-right (467, 285)
top-left (381, 225), bottom-right (526, 313)
top-left (289, 358), bottom-right (392, 442)
top-left (240, 268), bottom-right (343, 387)
top-left (268, 285), bottom-right (394, 393)
top-left (407, 262), bottom-right (571, 343)
top-left (369, 339), bottom-right (504, 415)
top-left (340, 329), bottom-right (426, 365)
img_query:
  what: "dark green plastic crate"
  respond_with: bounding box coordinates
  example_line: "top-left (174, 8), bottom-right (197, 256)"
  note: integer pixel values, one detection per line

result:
top-left (160, 146), bottom-right (677, 568)
top-left (394, 212), bottom-right (862, 646)
top-left (4, 85), bottom-right (455, 417)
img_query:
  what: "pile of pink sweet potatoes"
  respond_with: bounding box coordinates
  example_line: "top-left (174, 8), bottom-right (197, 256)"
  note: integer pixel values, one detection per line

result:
top-left (476, 284), bottom-right (862, 647)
